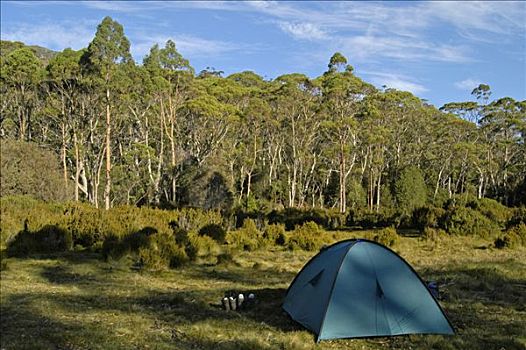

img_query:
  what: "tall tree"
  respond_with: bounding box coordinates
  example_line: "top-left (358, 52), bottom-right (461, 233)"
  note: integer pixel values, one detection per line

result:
top-left (0, 48), bottom-right (43, 140)
top-left (82, 16), bottom-right (132, 209)
top-left (320, 53), bottom-right (374, 213)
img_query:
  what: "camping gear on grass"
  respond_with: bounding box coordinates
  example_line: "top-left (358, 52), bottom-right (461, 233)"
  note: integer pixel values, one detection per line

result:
top-left (221, 297), bottom-right (230, 311)
top-left (283, 239), bottom-right (454, 341)
top-left (221, 291), bottom-right (255, 311)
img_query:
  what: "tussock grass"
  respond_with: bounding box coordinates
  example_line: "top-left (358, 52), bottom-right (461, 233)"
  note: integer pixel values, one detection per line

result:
top-left (1, 234), bottom-right (525, 350)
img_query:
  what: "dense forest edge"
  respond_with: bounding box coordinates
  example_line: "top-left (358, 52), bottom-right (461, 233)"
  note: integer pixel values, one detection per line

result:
top-left (1, 16), bottom-right (525, 266)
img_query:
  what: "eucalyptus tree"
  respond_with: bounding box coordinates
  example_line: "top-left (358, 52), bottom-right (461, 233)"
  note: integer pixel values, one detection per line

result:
top-left (440, 101), bottom-right (479, 124)
top-left (0, 47), bottom-right (43, 140)
top-left (320, 53), bottom-right (375, 213)
top-left (45, 48), bottom-right (84, 194)
top-left (480, 97), bottom-right (526, 204)
top-left (271, 73), bottom-right (322, 208)
top-left (225, 72), bottom-right (270, 204)
top-left (143, 40), bottom-right (193, 203)
top-left (182, 76), bottom-right (240, 167)
top-left (81, 16), bottom-right (132, 209)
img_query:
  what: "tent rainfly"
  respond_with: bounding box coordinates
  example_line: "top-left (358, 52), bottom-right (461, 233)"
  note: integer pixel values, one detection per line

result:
top-left (282, 239), bottom-right (454, 341)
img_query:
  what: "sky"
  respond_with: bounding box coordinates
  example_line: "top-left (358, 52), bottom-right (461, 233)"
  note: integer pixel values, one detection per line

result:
top-left (1, 1), bottom-right (525, 107)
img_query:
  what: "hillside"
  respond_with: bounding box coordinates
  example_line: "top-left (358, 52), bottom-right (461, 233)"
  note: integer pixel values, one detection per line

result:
top-left (1, 40), bottom-right (57, 64)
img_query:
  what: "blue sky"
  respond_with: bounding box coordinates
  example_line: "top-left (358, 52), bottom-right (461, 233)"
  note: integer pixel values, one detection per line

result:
top-left (1, 1), bottom-right (525, 107)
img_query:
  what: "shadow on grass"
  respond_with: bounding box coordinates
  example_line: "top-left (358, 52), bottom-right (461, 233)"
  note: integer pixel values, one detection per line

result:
top-left (239, 287), bottom-right (303, 332)
top-left (40, 264), bottom-right (99, 285)
top-left (0, 295), bottom-right (135, 350)
top-left (36, 260), bottom-right (300, 333)
top-left (185, 263), bottom-right (297, 286)
top-left (3, 251), bottom-right (526, 349)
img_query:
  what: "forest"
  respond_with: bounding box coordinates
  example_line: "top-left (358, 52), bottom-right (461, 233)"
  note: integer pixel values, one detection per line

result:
top-left (1, 16), bottom-right (524, 214)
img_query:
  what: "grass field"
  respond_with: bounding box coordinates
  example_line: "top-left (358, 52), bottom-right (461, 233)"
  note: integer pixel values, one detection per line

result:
top-left (1, 233), bottom-right (525, 350)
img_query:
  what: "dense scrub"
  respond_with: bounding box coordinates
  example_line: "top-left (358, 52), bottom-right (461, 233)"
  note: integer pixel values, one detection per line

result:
top-left (0, 196), bottom-right (222, 252)
top-left (2, 195), bottom-right (525, 270)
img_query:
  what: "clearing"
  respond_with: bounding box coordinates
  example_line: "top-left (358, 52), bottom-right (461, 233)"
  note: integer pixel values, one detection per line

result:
top-left (1, 234), bottom-right (525, 350)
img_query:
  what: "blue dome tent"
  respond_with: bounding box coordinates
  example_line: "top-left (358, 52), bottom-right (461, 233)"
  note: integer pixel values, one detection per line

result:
top-left (282, 239), bottom-right (454, 341)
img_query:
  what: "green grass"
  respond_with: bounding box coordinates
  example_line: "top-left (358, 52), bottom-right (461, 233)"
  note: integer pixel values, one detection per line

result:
top-left (1, 233), bottom-right (525, 350)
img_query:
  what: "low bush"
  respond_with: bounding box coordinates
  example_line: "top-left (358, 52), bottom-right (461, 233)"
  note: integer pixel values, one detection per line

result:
top-left (507, 207), bottom-right (526, 228)
top-left (287, 221), bottom-right (326, 251)
top-left (495, 223), bottom-right (526, 249)
top-left (346, 210), bottom-right (393, 229)
top-left (187, 233), bottom-right (220, 258)
top-left (422, 227), bottom-right (447, 242)
top-left (262, 223), bottom-right (286, 245)
top-left (0, 196), bottom-right (64, 249)
top-left (412, 206), bottom-right (446, 229)
top-left (226, 219), bottom-right (263, 251)
top-left (198, 224), bottom-right (227, 243)
top-left (1, 196), bottom-right (223, 251)
top-left (268, 208), bottom-right (345, 231)
top-left (216, 252), bottom-right (236, 265)
top-left (442, 206), bottom-right (500, 237)
top-left (390, 213), bottom-right (413, 229)
top-left (103, 228), bottom-right (190, 270)
top-left (7, 225), bottom-right (73, 257)
top-left (373, 227), bottom-right (399, 247)
top-left (467, 198), bottom-right (512, 228)
top-left (137, 232), bottom-right (188, 269)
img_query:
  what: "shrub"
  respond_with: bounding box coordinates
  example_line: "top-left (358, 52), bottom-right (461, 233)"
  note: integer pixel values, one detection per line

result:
top-left (0, 196), bottom-right (64, 249)
top-left (373, 227), bottom-right (399, 247)
top-left (7, 225), bottom-right (73, 256)
top-left (422, 227), bottom-right (447, 242)
top-left (103, 229), bottom-right (190, 270)
top-left (442, 206), bottom-right (500, 237)
top-left (227, 230), bottom-right (260, 251)
top-left (412, 206), bottom-right (446, 229)
top-left (226, 219), bottom-right (264, 251)
top-left (137, 232), bottom-right (188, 269)
top-left (268, 208), bottom-right (345, 231)
top-left (287, 221), bottom-right (326, 251)
top-left (0, 140), bottom-right (72, 201)
top-left (508, 207), bottom-right (526, 228)
top-left (198, 223), bottom-right (227, 243)
top-left (263, 223), bottom-right (286, 245)
top-left (394, 166), bottom-right (427, 215)
top-left (508, 223), bottom-right (526, 245)
top-left (347, 210), bottom-right (393, 229)
top-left (467, 198), bottom-right (512, 228)
top-left (391, 213), bottom-right (412, 229)
top-left (62, 202), bottom-right (109, 248)
top-left (495, 223), bottom-right (526, 249)
top-left (187, 233), bottom-right (220, 258)
top-left (101, 235), bottom-right (123, 260)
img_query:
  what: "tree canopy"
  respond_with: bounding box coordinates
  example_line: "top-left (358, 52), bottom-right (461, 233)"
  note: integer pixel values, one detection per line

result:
top-left (1, 17), bottom-right (524, 212)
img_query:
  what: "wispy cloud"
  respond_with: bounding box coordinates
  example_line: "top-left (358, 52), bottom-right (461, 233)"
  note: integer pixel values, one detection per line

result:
top-left (454, 78), bottom-right (482, 91)
top-left (428, 2), bottom-right (525, 35)
top-left (132, 34), bottom-right (259, 60)
top-left (363, 71), bottom-right (428, 95)
top-left (80, 1), bottom-right (159, 13)
top-left (338, 35), bottom-right (470, 63)
top-left (1, 21), bottom-right (95, 51)
top-left (278, 22), bottom-right (327, 41)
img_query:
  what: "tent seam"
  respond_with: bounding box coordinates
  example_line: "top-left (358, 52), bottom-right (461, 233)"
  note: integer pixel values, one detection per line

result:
top-left (316, 241), bottom-right (357, 342)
